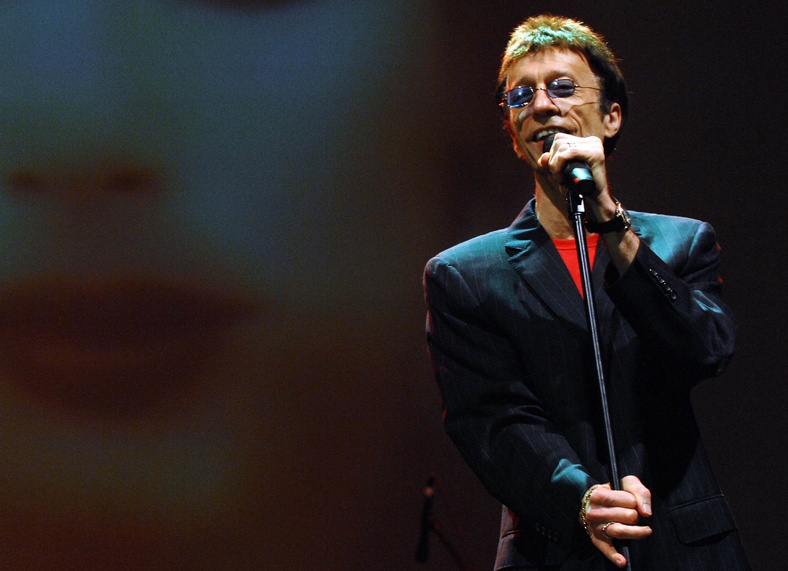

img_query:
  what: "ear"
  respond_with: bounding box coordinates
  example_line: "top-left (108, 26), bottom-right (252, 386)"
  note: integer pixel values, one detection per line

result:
top-left (603, 102), bottom-right (623, 139)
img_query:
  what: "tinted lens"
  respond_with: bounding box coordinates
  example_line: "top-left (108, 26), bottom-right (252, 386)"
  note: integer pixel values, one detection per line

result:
top-left (505, 86), bottom-right (534, 107)
top-left (547, 79), bottom-right (576, 98)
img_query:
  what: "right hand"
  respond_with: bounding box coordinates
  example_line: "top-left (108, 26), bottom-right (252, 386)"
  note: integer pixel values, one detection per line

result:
top-left (583, 475), bottom-right (653, 568)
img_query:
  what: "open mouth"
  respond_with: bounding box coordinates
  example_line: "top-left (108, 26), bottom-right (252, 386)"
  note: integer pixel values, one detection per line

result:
top-left (533, 127), bottom-right (567, 145)
top-left (0, 275), bottom-right (258, 417)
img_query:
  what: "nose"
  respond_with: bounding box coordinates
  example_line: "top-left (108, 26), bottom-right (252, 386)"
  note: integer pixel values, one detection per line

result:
top-left (529, 86), bottom-right (560, 116)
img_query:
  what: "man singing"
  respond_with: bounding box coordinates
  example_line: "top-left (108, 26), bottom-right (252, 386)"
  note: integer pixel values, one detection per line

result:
top-left (424, 15), bottom-right (750, 570)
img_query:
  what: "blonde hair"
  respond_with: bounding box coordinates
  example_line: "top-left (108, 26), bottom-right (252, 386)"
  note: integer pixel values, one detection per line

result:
top-left (497, 15), bottom-right (628, 154)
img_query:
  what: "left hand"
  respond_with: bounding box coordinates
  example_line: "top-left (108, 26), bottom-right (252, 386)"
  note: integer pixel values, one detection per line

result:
top-left (538, 133), bottom-right (611, 201)
top-left (539, 133), bottom-right (639, 273)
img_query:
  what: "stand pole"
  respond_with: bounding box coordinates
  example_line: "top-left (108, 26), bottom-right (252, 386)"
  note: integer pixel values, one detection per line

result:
top-left (415, 475), bottom-right (474, 571)
top-left (567, 189), bottom-right (632, 571)
top-left (429, 515), bottom-right (472, 571)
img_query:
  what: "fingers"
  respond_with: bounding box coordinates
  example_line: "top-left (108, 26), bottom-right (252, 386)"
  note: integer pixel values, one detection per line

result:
top-left (622, 474), bottom-right (652, 517)
top-left (540, 134), bottom-right (605, 171)
top-left (588, 501), bottom-right (652, 545)
top-left (538, 134), bottom-right (609, 194)
top-left (592, 519), bottom-right (653, 568)
top-left (538, 133), bottom-right (576, 170)
top-left (593, 517), bottom-right (653, 540)
top-left (593, 477), bottom-right (652, 519)
top-left (592, 505), bottom-right (644, 527)
top-left (586, 477), bottom-right (653, 568)
top-left (594, 538), bottom-right (629, 568)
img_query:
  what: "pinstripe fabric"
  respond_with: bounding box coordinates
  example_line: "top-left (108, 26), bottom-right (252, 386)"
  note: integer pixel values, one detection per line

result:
top-left (424, 199), bottom-right (750, 570)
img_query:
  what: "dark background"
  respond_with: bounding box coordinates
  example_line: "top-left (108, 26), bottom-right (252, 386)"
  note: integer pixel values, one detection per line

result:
top-left (0, 1), bottom-right (783, 569)
top-left (406, 2), bottom-right (785, 570)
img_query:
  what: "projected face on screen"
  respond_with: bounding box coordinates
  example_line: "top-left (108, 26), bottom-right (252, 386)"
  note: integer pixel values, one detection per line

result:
top-left (0, 0), bottom-right (433, 567)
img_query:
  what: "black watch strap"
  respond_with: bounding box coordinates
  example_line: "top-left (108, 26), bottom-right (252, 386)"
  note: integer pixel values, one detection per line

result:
top-left (585, 200), bottom-right (631, 234)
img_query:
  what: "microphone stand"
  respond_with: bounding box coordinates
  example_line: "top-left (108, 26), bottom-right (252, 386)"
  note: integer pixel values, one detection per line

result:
top-left (415, 475), bottom-right (474, 571)
top-left (422, 514), bottom-right (472, 571)
top-left (567, 188), bottom-right (632, 571)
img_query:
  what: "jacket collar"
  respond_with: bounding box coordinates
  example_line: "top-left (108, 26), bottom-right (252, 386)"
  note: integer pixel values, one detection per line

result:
top-left (504, 198), bottom-right (616, 340)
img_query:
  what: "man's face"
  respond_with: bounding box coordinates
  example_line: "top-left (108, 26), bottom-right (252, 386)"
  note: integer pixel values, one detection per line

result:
top-left (503, 48), bottom-right (621, 171)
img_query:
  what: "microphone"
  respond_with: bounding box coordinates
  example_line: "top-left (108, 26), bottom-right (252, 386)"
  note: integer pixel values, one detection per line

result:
top-left (542, 133), bottom-right (597, 196)
top-left (414, 475), bottom-right (435, 563)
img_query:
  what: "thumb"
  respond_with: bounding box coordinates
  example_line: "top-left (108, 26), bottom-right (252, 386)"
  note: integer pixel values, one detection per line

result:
top-left (621, 475), bottom-right (652, 517)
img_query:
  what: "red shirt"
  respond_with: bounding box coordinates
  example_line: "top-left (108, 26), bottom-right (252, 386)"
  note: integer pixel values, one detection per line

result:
top-left (552, 234), bottom-right (599, 297)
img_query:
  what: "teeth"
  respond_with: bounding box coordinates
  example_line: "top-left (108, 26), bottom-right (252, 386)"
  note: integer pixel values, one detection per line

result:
top-left (535, 129), bottom-right (561, 142)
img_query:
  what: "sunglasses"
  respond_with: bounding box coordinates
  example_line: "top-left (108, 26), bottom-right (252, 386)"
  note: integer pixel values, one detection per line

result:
top-left (501, 78), bottom-right (601, 108)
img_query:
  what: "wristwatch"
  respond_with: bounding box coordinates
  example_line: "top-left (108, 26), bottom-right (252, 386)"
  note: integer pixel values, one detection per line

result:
top-left (585, 200), bottom-right (631, 234)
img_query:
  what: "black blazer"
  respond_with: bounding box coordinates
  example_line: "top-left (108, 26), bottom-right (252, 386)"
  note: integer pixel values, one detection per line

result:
top-left (424, 199), bottom-right (750, 570)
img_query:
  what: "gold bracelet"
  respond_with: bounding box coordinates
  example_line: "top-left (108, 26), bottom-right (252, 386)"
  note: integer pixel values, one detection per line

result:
top-left (579, 484), bottom-right (602, 536)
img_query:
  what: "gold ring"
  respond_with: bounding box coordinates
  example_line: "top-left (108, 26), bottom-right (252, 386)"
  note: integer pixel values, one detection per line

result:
top-left (600, 522), bottom-right (614, 538)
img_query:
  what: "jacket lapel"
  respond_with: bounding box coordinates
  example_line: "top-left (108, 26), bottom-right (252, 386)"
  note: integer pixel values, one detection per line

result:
top-left (505, 199), bottom-right (615, 342)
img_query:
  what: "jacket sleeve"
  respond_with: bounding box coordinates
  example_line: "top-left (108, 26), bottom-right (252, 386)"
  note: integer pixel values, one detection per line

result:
top-left (604, 219), bottom-right (736, 382)
top-left (424, 255), bottom-right (595, 557)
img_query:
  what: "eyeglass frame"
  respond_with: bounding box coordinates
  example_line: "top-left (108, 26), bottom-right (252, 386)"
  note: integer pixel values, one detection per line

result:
top-left (499, 78), bottom-right (602, 110)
